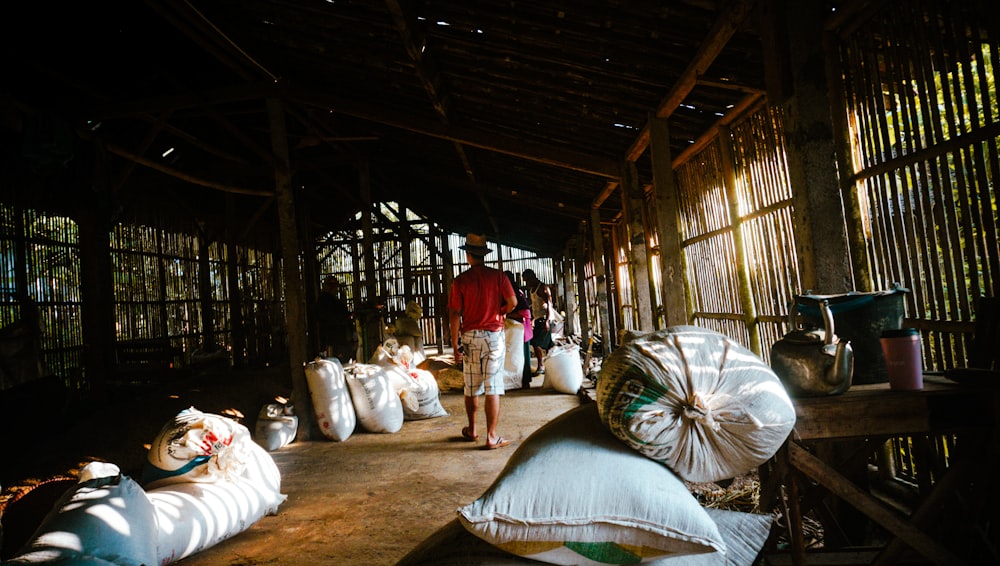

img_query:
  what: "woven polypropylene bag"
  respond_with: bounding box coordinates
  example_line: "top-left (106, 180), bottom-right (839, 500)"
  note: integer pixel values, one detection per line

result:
top-left (596, 326), bottom-right (795, 483)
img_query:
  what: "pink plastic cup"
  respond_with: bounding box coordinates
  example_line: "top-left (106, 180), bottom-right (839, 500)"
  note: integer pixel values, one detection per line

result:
top-left (880, 328), bottom-right (923, 390)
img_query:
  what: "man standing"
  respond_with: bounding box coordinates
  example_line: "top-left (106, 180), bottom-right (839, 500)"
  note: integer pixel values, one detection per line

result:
top-left (449, 233), bottom-right (517, 450)
top-left (316, 276), bottom-right (358, 362)
top-left (522, 268), bottom-right (554, 375)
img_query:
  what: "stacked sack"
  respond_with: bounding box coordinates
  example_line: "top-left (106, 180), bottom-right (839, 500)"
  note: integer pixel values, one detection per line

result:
top-left (596, 326), bottom-right (796, 483)
top-left (4, 409), bottom-right (286, 566)
top-left (426, 325), bottom-right (795, 566)
top-left (142, 407), bottom-right (287, 564)
top-left (369, 343), bottom-right (449, 421)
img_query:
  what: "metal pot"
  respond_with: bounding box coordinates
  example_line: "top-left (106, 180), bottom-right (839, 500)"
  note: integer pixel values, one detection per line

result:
top-left (770, 299), bottom-right (854, 397)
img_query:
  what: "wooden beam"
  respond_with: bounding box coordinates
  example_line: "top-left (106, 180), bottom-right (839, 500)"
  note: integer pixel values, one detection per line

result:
top-left (103, 142), bottom-right (273, 197)
top-left (592, 0), bottom-right (756, 210)
top-left (289, 88), bottom-right (621, 180)
top-left (788, 443), bottom-right (968, 566)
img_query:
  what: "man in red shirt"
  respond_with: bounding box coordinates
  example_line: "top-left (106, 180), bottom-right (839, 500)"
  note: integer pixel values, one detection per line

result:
top-left (449, 233), bottom-right (517, 450)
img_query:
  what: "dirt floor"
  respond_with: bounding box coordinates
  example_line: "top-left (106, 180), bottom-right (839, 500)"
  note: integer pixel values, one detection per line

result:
top-left (0, 361), bottom-right (585, 565)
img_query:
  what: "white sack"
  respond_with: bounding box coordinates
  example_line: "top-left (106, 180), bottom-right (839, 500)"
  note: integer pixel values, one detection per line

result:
top-left (253, 403), bottom-right (297, 451)
top-left (142, 407), bottom-right (253, 489)
top-left (346, 363), bottom-right (404, 433)
top-left (5, 463), bottom-right (158, 566)
top-left (305, 357), bottom-right (356, 441)
top-left (397, 368), bottom-right (449, 420)
top-left (541, 343), bottom-right (584, 394)
top-left (458, 403), bottom-right (723, 564)
top-left (596, 326), bottom-right (796, 483)
top-left (147, 441), bottom-right (286, 565)
top-left (501, 318), bottom-right (526, 390)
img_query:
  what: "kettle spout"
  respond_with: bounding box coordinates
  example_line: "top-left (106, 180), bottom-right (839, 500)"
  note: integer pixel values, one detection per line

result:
top-left (823, 339), bottom-right (854, 391)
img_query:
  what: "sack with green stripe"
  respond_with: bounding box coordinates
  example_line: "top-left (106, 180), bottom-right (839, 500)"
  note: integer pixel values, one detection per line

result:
top-left (596, 326), bottom-right (795, 483)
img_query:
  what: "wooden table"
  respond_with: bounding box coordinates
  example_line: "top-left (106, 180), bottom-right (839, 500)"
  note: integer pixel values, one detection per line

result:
top-left (760, 376), bottom-right (999, 565)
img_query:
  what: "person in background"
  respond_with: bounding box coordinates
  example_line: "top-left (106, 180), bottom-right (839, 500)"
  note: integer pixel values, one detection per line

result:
top-left (450, 233), bottom-right (517, 450)
top-left (504, 270), bottom-right (534, 388)
top-left (356, 294), bottom-right (388, 362)
top-left (316, 276), bottom-right (358, 363)
top-left (392, 299), bottom-right (427, 364)
top-left (522, 268), bottom-right (554, 376)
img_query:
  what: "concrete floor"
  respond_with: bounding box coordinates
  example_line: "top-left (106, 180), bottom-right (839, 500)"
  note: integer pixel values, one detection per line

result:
top-left (176, 376), bottom-right (584, 566)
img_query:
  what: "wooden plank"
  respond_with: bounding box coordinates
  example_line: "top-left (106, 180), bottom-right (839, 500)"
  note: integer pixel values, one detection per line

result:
top-left (788, 442), bottom-right (968, 566)
top-left (792, 385), bottom-right (931, 441)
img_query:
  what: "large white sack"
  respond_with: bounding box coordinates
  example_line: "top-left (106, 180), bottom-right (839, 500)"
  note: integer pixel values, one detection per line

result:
top-left (541, 343), bottom-right (584, 394)
top-left (4, 463), bottom-right (158, 566)
top-left (305, 357), bottom-right (356, 441)
top-left (501, 318), bottom-right (526, 390)
top-left (253, 402), bottom-right (298, 451)
top-left (142, 407), bottom-right (253, 489)
top-left (458, 404), bottom-right (723, 564)
top-left (597, 326), bottom-right (796, 483)
top-left (369, 344), bottom-right (441, 418)
top-left (148, 440), bottom-right (286, 565)
top-left (346, 363), bottom-right (404, 433)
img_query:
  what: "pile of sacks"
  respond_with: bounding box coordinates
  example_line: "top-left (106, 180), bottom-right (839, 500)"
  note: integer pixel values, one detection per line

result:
top-left (399, 325), bottom-right (797, 565)
top-left (4, 407), bottom-right (286, 565)
top-left (305, 340), bottom-right (448, 442)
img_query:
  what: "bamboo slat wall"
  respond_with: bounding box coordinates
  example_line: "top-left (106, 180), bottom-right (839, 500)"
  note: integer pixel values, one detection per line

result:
top-left (665, 104), bottom-right (799, 358)
top-left (837, 0), bottom-right (999, 371)
top-left (0, 205), bottom-right (85, 390)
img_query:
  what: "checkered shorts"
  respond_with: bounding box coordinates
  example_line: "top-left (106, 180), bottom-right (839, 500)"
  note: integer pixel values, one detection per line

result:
top-left (461, 329), bottom-right (506, 396)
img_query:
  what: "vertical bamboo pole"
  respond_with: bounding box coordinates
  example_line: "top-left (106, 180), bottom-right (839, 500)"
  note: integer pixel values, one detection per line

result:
top-left (267, 97), bottom-right (315, 441)
top-left (719, 125), bottom-right (761, 355)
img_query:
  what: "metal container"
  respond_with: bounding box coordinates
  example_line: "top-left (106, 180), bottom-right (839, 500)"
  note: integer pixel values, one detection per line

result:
top-left (794, 283), bottom-right (908, 385)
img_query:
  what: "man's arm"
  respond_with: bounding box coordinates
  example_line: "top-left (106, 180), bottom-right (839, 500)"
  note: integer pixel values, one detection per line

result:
top-left (449, 307), bottom-right (462, 362)
top-left (502, 294), bottom-right (517, 316)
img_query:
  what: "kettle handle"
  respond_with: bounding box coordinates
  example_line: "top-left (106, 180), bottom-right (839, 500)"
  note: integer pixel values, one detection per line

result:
top-left (787, 301), bottom-right (799, 329)
top-left (820, 299), bottom-right (836, 346)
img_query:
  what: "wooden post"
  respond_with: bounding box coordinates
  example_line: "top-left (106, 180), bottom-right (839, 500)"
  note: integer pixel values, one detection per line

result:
top-left (441, 231), bottom-right (454, 350)
top-left (589, 208), bottom-right (613, 352)
top-left (428, 230), bottom-right (445, 350)
top-left (360, 161), bottom-right (377, 301)
top-left (267, 97), bottom-right (315, 441)
top-left (225, 196), bottom-right (246, 368)
top-left (562, 246), bottom-right (577, 336)
top-left (576, 222), bottom-right (591, 342)
top-left (782, 1), bottom-right (853, 293)
top-left (77, 146), bottom-right (117, 389)
top-left (197, 233), bottom-right (215, 351)
top-left (649, 114), bottom-right (689, 326)
top-left (621, 160), bottom-right (654, 331)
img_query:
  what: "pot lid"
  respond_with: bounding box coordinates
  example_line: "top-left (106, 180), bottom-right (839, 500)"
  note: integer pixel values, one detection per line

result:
top-left (781, 328), bottom-right (827, 344)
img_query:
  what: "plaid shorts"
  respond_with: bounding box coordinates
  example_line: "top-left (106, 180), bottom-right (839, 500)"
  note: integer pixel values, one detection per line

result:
top-left (461, 329), bottom-right (506, 396)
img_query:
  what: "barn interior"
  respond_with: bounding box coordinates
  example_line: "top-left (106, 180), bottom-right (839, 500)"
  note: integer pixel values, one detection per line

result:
top-left (1, 0), bottom-right (999, 565)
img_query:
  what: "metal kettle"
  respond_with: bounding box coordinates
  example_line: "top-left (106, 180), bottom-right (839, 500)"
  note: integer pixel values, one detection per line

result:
top-left (770, 299), bottom-right (854, 396)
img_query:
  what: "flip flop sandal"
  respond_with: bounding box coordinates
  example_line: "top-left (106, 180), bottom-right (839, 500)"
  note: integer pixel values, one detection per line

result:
top-left (461, 427), bottom-right (479, 442)
top-left (485, 437), bottom-right (511, 450)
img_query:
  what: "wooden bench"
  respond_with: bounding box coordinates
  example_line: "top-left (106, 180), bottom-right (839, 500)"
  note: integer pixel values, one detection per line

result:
top-left (115, 338), bottom-right (184, 383)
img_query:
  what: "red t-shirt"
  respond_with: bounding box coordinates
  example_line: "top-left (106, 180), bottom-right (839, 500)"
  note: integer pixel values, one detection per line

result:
top-left (448, 264), bottom-right (515, 332)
